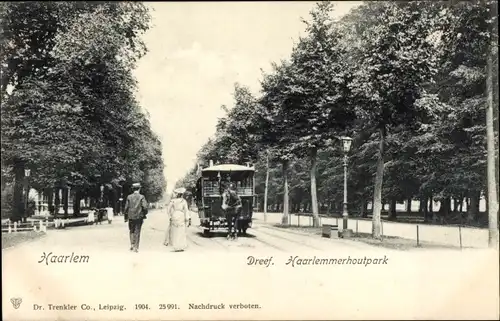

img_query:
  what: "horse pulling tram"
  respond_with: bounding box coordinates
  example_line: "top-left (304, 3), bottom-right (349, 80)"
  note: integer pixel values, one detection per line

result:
top-left (194, 163), bottom-right (255, 237)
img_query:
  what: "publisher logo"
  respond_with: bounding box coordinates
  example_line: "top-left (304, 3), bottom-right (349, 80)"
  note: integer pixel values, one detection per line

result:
top-left (10, 297), bottom-right (22, 309)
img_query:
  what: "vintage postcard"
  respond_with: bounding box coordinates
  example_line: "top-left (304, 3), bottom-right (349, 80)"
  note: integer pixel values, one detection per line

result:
top-left (2, 1), bottom-right (499, 320)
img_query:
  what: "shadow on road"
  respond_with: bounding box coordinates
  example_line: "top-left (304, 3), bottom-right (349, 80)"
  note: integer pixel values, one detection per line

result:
top-left (195, 231), bottom-right (256, 239)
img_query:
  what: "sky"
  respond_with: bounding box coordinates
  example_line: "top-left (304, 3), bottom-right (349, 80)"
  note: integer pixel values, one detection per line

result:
top-left (133, 1), bottom-right (361, 194)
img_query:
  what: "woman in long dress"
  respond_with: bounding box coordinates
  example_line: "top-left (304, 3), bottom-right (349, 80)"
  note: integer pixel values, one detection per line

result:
top-left (164, 188), bottom-right (189, 251)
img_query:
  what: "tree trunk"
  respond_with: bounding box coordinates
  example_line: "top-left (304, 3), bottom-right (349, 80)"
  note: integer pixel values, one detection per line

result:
top-left (406, 198), bottom-right (412, 214)
top-left (23, 175), bottom-right (30, 222)
top-left (264, 152), bottom-right (270, 222)
top-left (63, 187), bottom-right (69, 218)
top-left (47, 188), bottom-right (54, 215)
top-left (54, 188), bottom-right (61, 216)
top-left (430, 195), bottom-right (437, 222)
top-left (439, 197), bottom-right (451, 224)
top-left (388, 198), bottom-right (397, 221)
top-left (113, 187), bottom-right (120, 214)
top-left (468, 192), bottom-right (480, 223)
top-left (360, 197), bottom-right (366, 218)
top-left (11, 160), bottom-right (25, 222)
top-left (372, 127), bottom-right (385, 238)
top-left (281, 159), bottom-right (289, 225)
top-left (310, 147), bottom-right (320, 227)
top-left (421, 196), bottom-right (429, 222)
top-left (453, 198), bottom-right (460, 212)
top-left (486, 2), bottom-right (499, 248)
top-left (73, 189), bottom-right (82, 216)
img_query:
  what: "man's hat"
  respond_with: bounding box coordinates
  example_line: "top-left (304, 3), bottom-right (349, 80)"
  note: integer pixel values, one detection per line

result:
top-left (132, 183), bottom-right (141, 188)
top-left (174, 187), bottom-right (186, 194)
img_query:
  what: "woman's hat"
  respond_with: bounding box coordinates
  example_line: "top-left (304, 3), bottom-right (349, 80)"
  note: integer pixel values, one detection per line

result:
top-left (132, 182), bottom-right (141, 188)
top-left (174, 187), bottom-right (186, 194)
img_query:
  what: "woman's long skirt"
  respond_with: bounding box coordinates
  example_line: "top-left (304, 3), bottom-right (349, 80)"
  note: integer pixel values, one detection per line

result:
top-left (165, 211), bottom-right (187, 251)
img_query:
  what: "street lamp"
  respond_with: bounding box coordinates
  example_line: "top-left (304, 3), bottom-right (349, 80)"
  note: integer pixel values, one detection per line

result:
top-left (24, 169), bottom-right (31, 222)
top-left (341, 136), bottom-right (353, 154)
top-left (340, 136), bottom-right (353, 234)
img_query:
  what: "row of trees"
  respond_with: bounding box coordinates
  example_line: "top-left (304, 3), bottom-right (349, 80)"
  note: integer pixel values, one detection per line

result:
top-left (1, 2), bottom-right (166, 220)
top-left (177, 1), bottom-right (498, 247)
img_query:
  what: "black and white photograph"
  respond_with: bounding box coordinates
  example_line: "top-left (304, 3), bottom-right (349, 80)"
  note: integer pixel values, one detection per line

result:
top-left (1, 1), bottom-right (499, 320)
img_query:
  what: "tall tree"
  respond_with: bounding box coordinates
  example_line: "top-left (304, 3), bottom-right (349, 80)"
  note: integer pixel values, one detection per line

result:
top-left (430, 1), bottom-right (498, 228)
top-left (218, 83), bottom-right (262, 164)
top-left (1, 2), bottom-right (163, 219)
top-left (346, 2), bottom-right (442, 238)
top-left (485, 0), bottom-right (499, 248)
top-left (259, 61), bottom-right (300, 225)
top-left (282, 2), bottom-right (356, 227)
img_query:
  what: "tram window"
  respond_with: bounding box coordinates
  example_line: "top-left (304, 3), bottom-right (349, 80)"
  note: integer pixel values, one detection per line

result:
top-left (203, 180), bottom-right (220, 195)
top-left (239, 178), bottom-right (250, 188)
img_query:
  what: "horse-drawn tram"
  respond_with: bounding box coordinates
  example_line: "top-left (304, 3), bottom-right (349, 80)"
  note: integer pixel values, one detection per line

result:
top-left (194, 163), bottom-right (255, 237)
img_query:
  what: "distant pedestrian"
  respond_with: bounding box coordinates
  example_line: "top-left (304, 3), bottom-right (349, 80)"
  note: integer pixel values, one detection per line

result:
top-left (96, 209), bottom-right (104, 224)
top-left (164, 187), bottom-right (189, 252)
top-left (124, 183), bottom-right (148, 252)
top-left (106, 207), bottom-right (114, 224)
top-left (96, 194), bottom-right (106, 224)
top-left (87, 208), bottom-right (95, 224)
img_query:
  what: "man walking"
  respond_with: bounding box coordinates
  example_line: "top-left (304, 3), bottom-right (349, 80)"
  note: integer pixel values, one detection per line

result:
top-left (124, 183), bottom-right (148, 252)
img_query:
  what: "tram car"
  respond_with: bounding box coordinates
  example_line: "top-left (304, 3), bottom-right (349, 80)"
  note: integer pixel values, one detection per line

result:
top-left (194, 163), bottom-right (255, 236)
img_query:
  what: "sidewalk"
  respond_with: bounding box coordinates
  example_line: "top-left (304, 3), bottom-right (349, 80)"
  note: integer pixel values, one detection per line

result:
top-left (253, 212), bottom-right (489, 249)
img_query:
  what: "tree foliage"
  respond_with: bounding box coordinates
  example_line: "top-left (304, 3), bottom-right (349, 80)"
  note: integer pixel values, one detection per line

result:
top-left (1, 2), bottom-right (165, 219)
top-left (176, 1), bottom-right (497, 234)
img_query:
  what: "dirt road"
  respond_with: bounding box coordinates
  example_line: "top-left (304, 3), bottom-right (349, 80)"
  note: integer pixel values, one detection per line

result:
top-left (3, 210), bottom-right (498, 320)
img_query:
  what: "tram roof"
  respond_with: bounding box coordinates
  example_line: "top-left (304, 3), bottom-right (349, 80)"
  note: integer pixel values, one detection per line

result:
top-left (201, 164), bottom-right (255, 173)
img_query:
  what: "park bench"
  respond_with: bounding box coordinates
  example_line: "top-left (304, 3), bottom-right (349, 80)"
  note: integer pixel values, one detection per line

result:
top-left (321, 224), bottom-right (338, 238)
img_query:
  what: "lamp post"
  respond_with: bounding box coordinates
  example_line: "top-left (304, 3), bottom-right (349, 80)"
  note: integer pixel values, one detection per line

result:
top-left (118, 178), bottom-right (126, 215)
top-left (24, 169), bottom-right (31, 222)
top-left (99, 184), bottom-right (105, 207)
top-left (340, 136), bottom-right (353, 235)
